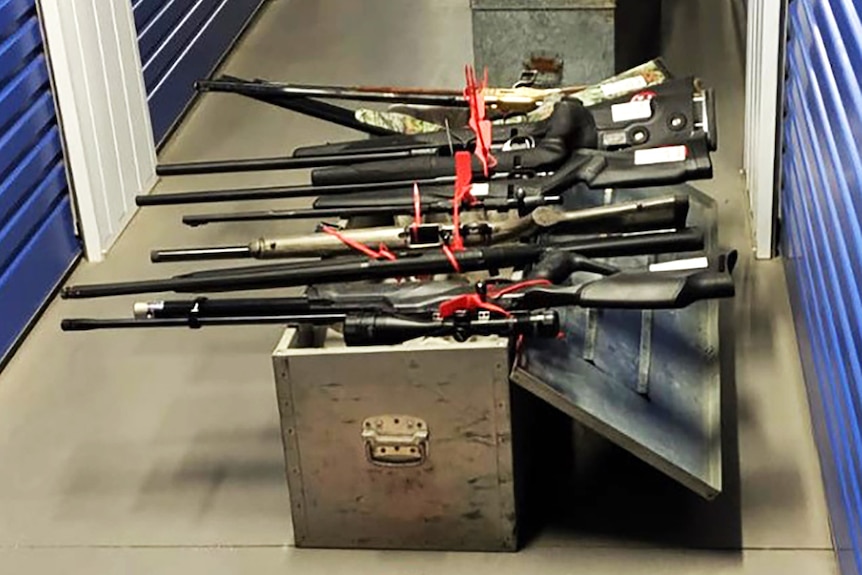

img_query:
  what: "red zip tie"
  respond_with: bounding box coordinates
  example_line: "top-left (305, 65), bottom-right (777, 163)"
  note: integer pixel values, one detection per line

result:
top-left (437, 279), bottom-right (552, 319)
top-left (440, 243), bottom-right (462, 273)
top-left (487, 279), bottom-right (552, 298)
top-left (450, 151), bottom-right (475, 252)
top-left (412, 180), bottom-right (461, 272)
top-left (412, 182), bottom-right (422, 230)
top-left (463, 65), bottom-right (497, 177)
top-left (377, 243), bottom-right (397, 261)
top-left (438, 293), bottom-right (509, 319)
top-left (321, 225), bottom-right (397, 261)
top-left (454, 151), bottom-right (477, 207)
top-left (631, 90), bottom-right (658, 101)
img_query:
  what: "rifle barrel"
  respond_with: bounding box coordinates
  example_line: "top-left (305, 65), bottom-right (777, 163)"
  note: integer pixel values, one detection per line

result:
top-left (150, 246), bottom-right (253, 263)
top-left (136, 179), bottom-right (451, 207)
top-left (134, 296), bottom-right (318, 319)
top-left (61, 245), bottom-right (543, 299)
top-left (539, 227), bottom-right (705, 257)
top-left (61, 314), bottom-right (346, 331)
top-left (182, 204), bottom-right (447, 226)
top-left (157, 148), bottom-right (437, 177)
top-left (198, 79), bottom-right (468, 107)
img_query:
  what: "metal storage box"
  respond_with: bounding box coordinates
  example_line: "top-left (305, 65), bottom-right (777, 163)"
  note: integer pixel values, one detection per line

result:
top-left (272, 327), bottom-right (518, 551)
top-left (471, 0), bottom-right (662, 86)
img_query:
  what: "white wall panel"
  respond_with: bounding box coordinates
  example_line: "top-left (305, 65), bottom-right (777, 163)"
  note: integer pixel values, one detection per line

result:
top-left (744, 0), bottom-right (784, 259)
top-left (39, 0), bottom-right (156, 261)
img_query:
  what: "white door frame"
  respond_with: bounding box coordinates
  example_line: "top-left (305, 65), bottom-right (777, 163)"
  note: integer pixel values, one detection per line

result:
top-left (744, 0), bottom-right (785, 259)
top-left (38, 0), bottom-right (156, 262)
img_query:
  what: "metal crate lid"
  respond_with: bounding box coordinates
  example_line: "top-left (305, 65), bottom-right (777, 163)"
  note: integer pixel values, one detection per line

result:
top-left (511, 184), bottom-right (723, 499)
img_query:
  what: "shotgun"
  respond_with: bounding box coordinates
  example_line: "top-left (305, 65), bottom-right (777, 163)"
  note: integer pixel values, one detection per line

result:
top-left (150, 195), bottom-right (691, 263)
top-left (60, 252), bottom-right (737, 345)
top-left (60, 229), bottom-right (711, 300)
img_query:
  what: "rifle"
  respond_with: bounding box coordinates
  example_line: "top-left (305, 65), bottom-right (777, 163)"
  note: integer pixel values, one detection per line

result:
top-left (137, 139), bottom-right (712, 210)
top-left (196, 76), bottom-right (588, 116)
top-left (180, 191), bottom-right (563, 227)
top-left (150, 195), bottom-right (691, 263)
top-left (62, 310), bottom-right (562, 346)
top-left (60, 228), bottom-right (709, 300)
top-left (194, 58), bottom-right (670, 128)
top-left (60, 252), bottom-right (737, 345)
top-left (138, 148), bottom-right (586, 208)
top-left (155, 99), bottom-right (596, 177)
top-left (289, 77), bottom-right (716, 159)
top-left (140, 135), bottom-right (712, 214)
top-left (156, 81), bottom-right (716, 182)
top-left (307, 138), bottom-right (715, 189)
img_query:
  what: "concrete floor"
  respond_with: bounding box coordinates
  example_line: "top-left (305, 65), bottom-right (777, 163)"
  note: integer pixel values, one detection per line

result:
top-left (0, 0), bottom-right (837, 573)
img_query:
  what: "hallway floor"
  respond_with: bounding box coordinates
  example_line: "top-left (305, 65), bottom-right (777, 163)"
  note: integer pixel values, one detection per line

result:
top-left (0, 0), bottom-right (837, 573)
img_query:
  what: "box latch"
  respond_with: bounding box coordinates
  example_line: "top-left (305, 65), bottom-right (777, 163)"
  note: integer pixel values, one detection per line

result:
top-left (361, 415), bottom-right (429, 467)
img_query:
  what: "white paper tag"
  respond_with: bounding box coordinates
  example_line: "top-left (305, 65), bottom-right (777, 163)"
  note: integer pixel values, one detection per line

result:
top-left (649, 257), bottom-right (709, 272)
top-left (470, 182), bottom-right (490, 197)
top-left (634, 145), bottom-right (688, 166)
top-left (611, 100), bottom-right (653, 123)
top-left (601, 76), bottom-right (649, 98)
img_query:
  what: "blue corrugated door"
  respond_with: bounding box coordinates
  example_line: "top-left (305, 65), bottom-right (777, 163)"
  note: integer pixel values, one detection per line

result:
top-left (0, 0), bottom-right (81, 366)
top-left (781, 1), bottom-right (862, 573)
top-left (132, 0), bottom-right (265, 144)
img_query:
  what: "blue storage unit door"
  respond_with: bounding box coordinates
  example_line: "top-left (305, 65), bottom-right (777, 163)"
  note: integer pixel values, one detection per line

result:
top-left (133, 0), bottom-right (265, 144)
top-left (0, 0), bottom-right (81, 365)
top-left (781, 1), bottom-right (862, 573)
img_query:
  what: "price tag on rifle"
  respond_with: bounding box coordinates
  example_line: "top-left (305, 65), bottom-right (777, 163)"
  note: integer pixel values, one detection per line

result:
top-left (470, 183), bottom-right (490, 197)
top-left (634, 145), bottom-right (688, 166)
top-left (611, 99), bottom-right (653, 123)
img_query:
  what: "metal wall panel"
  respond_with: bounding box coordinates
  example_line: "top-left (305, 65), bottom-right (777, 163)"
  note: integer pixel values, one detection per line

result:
top-left (132, 0), bottom-right (265, 144)
top-left (781, 1), bottom-right (862, 572)
top-left (0, 0), bottom-right (80, 366)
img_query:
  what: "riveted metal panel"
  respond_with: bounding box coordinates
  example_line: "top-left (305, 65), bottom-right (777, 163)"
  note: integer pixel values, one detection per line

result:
top-left (511, 184), bottom-right (722, 500)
